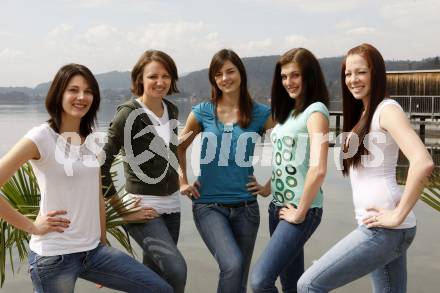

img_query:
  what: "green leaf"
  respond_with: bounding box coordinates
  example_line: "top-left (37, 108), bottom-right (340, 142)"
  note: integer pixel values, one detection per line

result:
top-left (0, 160), bottom-right (136, 287)
top-left (422, 170), bottom-right (440, 213)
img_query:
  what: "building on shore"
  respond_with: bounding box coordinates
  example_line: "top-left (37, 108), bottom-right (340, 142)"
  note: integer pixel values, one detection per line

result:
top-left (387, 69), bottom-right (440, 118)
top-left (387, 70), bottom-right (440, 181)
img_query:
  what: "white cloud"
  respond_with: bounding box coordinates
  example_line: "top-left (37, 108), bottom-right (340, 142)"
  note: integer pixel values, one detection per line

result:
top-left (200, 32), bottom-right (222, 51)
top-left (239, 0), bottom-right (363, 13)
top-left (79, 0), bottom-right (111, 8)
top-left (205, 32), bottom-right (219, 41)
top-left (375, 0), bottom-right (440, 59)
top-left (0, 48), bottom-right (23, 59)
top-left (43, 24), bottom-right (313, 66)
top-left (292, 0), bottom-right (363, 13)
top-left (2, 0), bottom-right (439, 86)
top-left (0, 31), bottom-right (19, 38)
top-left (60, 0), bottom-right (112, 8)
top-left (237, 38), bottom-right (273, 54)
top-left (232, 35), bottom-right (319, 58)
top-left (82, 25), bottom-right (121, 45)
top-left (50, 24), bottom-right (73, 35)
top-left (39, 21), bottom-right (222, 77)
top-left (380, 0), bottom-right (440, 28)
top-left (346, 27), bottom-right (376, 35)
top-left (46, 24), bottom-right (74, 46)
top-left (334, 20), bottom-right (356, 30)
top-left (284, 35), bottom-right (310, 47)
top-left (131, 22), bottom-right (206, 49)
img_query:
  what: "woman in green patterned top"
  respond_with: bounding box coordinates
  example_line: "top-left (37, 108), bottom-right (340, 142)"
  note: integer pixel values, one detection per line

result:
top-left (249, 48), bottom-right (330, 292)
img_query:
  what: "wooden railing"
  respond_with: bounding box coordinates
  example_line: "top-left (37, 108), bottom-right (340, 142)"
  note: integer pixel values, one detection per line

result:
top-left (328, 96), bottom-right (440, 118)
top-left (391, 95), bottom-right (440, 118)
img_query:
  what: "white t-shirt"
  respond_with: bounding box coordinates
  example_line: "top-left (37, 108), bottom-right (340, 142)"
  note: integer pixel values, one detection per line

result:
top-left (133, 99), bottom-right (180, 214)
top-left (350, 99), bottom-right (416, 229)
top-left (25, 124), bottom-right (101, 256)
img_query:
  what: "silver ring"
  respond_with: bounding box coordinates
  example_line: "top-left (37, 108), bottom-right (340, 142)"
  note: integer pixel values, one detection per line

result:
top-left (374, 216), bottom-right (377, 221)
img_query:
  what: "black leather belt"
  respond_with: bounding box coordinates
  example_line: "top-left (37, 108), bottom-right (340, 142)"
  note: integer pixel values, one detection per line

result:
top-left (216, 200), bottom-right (257, 208)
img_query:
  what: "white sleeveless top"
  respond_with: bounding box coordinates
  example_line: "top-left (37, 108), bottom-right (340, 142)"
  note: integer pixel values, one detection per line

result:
top-left (350, 99), bottom-right (416, 229)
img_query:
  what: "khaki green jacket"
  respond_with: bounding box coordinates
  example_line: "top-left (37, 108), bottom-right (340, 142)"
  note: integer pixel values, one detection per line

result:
top-left (101, 98), bottom-right (179, 197)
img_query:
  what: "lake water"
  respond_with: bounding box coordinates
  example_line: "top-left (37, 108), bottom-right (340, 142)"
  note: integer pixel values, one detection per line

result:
top-left (0, 102), bottom-right (439, 292)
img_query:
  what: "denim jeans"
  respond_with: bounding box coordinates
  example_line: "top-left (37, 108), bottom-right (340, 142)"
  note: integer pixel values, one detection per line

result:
top-left (193, 201), bottom-right (260, 293)
top-left (28, 243), bottom-right (172, 293)
top-left (251, 202), bottom-right (323, 293)
top-left (297, 225), bottom-right (417, 293)
top-left (125, 212), bottom-right (187, 293)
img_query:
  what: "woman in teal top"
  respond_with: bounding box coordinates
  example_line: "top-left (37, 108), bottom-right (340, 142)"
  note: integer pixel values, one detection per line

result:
top-left (249, 48), bottom-right (330, 293)
top-left (178, 49), bottom-right (273, 293)
top-left (188, 100), bottom-right (270, 204)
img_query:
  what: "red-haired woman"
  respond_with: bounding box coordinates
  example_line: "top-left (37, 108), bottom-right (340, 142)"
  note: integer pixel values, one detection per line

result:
top-left (298, 43), bottom-right (434, 293)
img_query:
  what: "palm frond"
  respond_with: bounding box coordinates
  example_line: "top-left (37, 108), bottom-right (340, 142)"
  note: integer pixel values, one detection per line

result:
top-left (0, 158), bottom-right (135, 287)
top-left (422, 169), bottom-right (440, 212)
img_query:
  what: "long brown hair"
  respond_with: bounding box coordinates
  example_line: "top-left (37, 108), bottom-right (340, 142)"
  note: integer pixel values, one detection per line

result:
top-left (271, 48), bottom-right (329, 123)
top-left (342, 43), bottom-right (387, 175)
top-left (208, 49), bottom-right (253, 128)
top-left (45, 64), bottom-right (100, 137)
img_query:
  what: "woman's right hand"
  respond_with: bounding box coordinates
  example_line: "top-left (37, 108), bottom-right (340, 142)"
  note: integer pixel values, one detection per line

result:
top-left (123, 206), bottom-right (159, 222)
top-left (32, 210), bottom-right (70, 235)
top-left (180, 181), bottom-right (201, 199)
top-left (120, 196), bottom-right (159, 222)
top-left (279, 204), bottom-right (306, 224)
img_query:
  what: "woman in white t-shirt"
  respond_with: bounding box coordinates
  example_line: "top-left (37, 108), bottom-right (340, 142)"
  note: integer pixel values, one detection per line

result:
top-left (0, 64), bottom-right (172, 293)
top-left (298, 44), bottom-right (434, 292)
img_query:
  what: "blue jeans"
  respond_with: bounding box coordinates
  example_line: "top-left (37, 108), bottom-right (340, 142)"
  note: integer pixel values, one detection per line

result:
top-left (251, 202), bottom-right (323, 293)
top-left (125, 212), bottom-right (187, 293)
top-left (297, 225), bottom-right (417, 293)
top-left (193, 201), bottom-right (260, 293)
top-left (28, 243), bottom-right (172, 293)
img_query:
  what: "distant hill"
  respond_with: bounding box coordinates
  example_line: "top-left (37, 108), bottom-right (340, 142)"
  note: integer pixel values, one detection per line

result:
top-left (2, 56), bottom-right (440, 107)
top-left (177, 55), bottom-right (340, 105)
top-left (179, 55), bottom-right (440, 105)
top-left (0, 87), bottom-right (34, 95)
top-left (0, 91), bottom-right (30, 103)
top-left (34, 70), bottom-right (132, 96)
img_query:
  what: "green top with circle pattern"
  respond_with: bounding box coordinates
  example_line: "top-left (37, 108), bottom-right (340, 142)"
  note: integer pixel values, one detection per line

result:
top-left (270, 101), bottom-right (329, 208)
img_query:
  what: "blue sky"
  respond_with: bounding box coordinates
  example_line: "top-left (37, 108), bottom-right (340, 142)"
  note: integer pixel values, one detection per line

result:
top-left (0, 0), bottom-right (439, 87)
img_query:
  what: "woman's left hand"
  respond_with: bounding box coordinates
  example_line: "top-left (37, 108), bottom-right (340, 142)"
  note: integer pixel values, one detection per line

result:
top-left (279, 204), bottom-right (306, 224)
top-left (363, 207), bottom-right (402, 228)
top-left (246, 176), bottom-right (270, 197)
